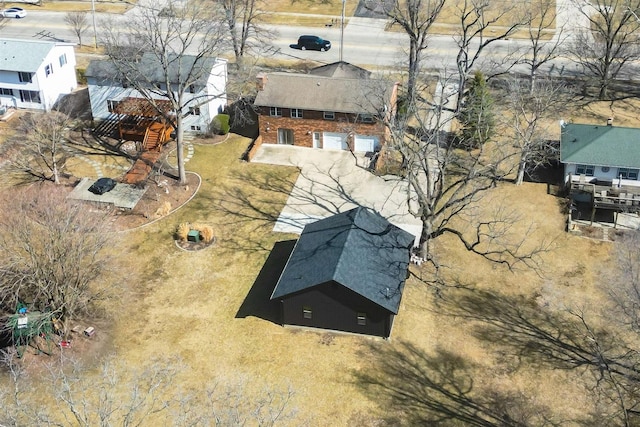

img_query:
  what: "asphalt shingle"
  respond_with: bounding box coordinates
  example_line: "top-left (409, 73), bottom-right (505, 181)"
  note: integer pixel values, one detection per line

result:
top-left (271, 207), bottom-right (415, 314)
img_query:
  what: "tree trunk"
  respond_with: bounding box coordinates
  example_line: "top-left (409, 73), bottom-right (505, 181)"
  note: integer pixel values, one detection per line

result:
top-left (515, 158), bottom-right (527, 185)
top-left (418, 214), bottom-right (433, 259)
top-left (176, 116), bottom-right (186, 185)
top-left (407, 39), bottom-right (419, 108)
top-left (53, 163), bottom-right (60, 185)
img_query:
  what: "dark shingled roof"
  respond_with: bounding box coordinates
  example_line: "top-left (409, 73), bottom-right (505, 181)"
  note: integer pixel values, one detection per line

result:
top-left (85, 52), bottom-right (219, 87)
top-left (271, 207), bottom-right (415, 314)
top-left (561, 123), bottom-right (640, 169)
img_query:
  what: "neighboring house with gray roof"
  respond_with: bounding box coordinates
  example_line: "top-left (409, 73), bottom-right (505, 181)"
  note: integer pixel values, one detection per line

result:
top-left (270, 207), bottom-right (414, 338)
top-left (561, 122), bottom-right (640, 187)
top-left (0, 38), bottom-right (77, 111)
top-left (254, 63), bottom-right (398, 152)
top-left (85, 53), bottom-right (227, 133)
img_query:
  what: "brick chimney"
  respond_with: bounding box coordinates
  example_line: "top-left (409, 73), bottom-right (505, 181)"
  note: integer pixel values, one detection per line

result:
top-left (256, 73), bottom-right (267, 91)
top-left (607, 117), bottom-right (613, 126)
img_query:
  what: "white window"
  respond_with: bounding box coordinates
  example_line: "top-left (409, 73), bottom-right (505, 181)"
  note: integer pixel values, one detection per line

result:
top-left (618, 168), bottom-right (639, 180)
top-left (357, 313), bottom-right (367, 326)
top-left (303, 306), bottom-right (312, 319)
top-left (189, 106), bottom-right (201, 116)
top-left (291, 108), bottom-right (303, 119)
top-left (190, 125), bottom-right (202, 131)
top-left (188, 84), bottom-right (196, 93)
top-left (107, 100), bottom-right (120, 113)
top-left (323, 111), bottom-right (335, 120)
top-left (269, 107), bottom-right (281, 117)
top-left (19, 90), bottom-right (41, 103)
top-left (45, 64), bottom-right (53, 77)
top-left (575, 164), bottom-right (594, 176)
top-left (0, 88), bottom-right (12, 96)
top-left (59, 54), bottom-right (67, 67)
top-left (18, 72), bottom-right (32, 83)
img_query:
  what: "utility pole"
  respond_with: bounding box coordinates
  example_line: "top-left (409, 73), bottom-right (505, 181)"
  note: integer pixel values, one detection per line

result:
top-left (339, 0), bottom-right (345, 62)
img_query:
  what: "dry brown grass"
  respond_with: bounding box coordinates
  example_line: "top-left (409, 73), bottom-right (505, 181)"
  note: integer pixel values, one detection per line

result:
top-left (19, 1), bottom-right (133, 14)
top-left (82, 138), bottom-right (602, 422)
top-left (1, 91), bottom-right (636, 423)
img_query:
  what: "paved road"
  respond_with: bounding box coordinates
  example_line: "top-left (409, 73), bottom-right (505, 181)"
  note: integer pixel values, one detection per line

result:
top-left (1, 3), bottom-right (638, 79)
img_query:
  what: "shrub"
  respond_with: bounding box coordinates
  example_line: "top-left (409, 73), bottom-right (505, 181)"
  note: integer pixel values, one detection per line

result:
top-left (199, 225), bottom-right (215, 243)
top-left (176, 222), bottom-right (190, 241)
top-left (210, 114), bottom-right (230, 135)
top-left (76, 68), bottom-right (87, 85)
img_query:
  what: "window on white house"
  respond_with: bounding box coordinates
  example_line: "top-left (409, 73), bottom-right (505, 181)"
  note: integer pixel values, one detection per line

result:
top-left (190, 125), bottom-right (202, 131)
top-left (19, 90), bottom-right (41, 103)
top-left (107, 100), bottom-right (120, 113)
top-left (18, 72), bottom-right (33, 83)
top-left (269, 107), bottom-right (281, 117)
top-left (323, 111), bottom-right (335, 120)
top-left (188, 84), bottom-right (196, 93)
top-left (575, 164), bottom-right (595, 176)
top-left (59, 54), bottom-right (67, 67)
top-left (357, 312), bottom-right (367, 326)
top-left (45, 64), bottom-right (53, 77)
top-left (618, 168), bottom-right (639, 180)
top-left (0, 88), bottom-right (12, 96)
top-left (291, 108), bottom-right (303, 119)
top-left (303, 306), bottom-right (312, 319)
top-left (189, 106), bottom-right (201, 116)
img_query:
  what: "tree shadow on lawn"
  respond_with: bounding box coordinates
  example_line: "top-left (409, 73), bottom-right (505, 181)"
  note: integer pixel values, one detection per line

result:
top-left (355, 340), bottom-right (562, 426)
top-left (434, 286), bottom-right (640, 425)
top-left (208, 164), bottom-right (365, 253)
top-left (235, 239), bottom-right (296, 325)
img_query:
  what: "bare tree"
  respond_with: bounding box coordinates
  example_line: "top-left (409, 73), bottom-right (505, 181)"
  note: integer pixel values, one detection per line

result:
top-left (0, 111), bottom-right (72, 185)
top-left (568, 0), bottom-right (640, 99)
top-left (0, 187), bottom-right (121, 329)
top-left (0, 354), bottom-right (297, 426)
top-left (100, 2), bottom-right (228, 185)
top-left (453, 0), bottom-right (529, 110)
top-left (217, 0), bottom-right (274, 68)
top-left (522, 0), bottom-right (566, 92)
top-left (501, 77), bottom-right (565, 185)
top-left (385, 75), bottom-right (549, 266)
top-left (364, 0), bottom-right (446, 107)
top-left (64, 11), bottom-right (89, 47)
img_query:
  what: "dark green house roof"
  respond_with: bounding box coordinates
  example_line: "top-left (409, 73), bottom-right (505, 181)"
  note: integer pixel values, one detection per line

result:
top-left (270, 207), bottom-right (415, 314)
top-left (560, 123), bottom-right (640, 169)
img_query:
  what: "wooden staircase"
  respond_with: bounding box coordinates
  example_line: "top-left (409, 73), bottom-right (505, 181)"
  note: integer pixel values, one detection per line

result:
top-left (143, 122), bottom-right (173, 151)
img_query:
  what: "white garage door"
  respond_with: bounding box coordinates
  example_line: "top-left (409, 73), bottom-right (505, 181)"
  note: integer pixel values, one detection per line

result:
top-left (322, 132), bottom-right (348, 150)
top-left (353, 135), bottom-right (379, 153)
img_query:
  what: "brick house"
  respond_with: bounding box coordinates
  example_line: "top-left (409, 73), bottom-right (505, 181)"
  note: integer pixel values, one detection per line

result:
top-left (253, 63), bottom-right (398, 153)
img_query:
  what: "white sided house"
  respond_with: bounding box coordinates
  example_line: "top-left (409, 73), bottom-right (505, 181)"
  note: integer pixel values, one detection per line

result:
top-left (561, 122), bottom-right (640, 188)
top-left (0, 38), bottom-right (77, 111)
top-left (562, 121), bottom-right (640, 220)
top-left (85, 54), bottom-right (227, 134)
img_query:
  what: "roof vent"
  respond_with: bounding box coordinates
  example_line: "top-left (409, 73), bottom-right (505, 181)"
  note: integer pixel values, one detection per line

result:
top-left (607, 117), bottom-right (613, 126)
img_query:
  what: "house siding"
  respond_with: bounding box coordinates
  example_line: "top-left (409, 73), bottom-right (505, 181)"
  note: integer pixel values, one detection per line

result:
top-left (279, 281), bottom-right (392, 337)
top-left (86, 59), bottom-right (227, 134)
top-left (565, 163), bottom-right (640, 188)
top-left (257, 106), bottom-right (386, 148)
top-left (0, 44), bottom-right (77, 111)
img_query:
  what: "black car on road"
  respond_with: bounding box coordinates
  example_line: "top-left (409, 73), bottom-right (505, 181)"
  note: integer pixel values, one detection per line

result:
top-left (290, 35), bottom-right (331, 52)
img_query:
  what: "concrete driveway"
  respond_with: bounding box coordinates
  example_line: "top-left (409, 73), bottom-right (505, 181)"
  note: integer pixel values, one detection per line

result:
top-left (251, 144), bottom-right (422, 244)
